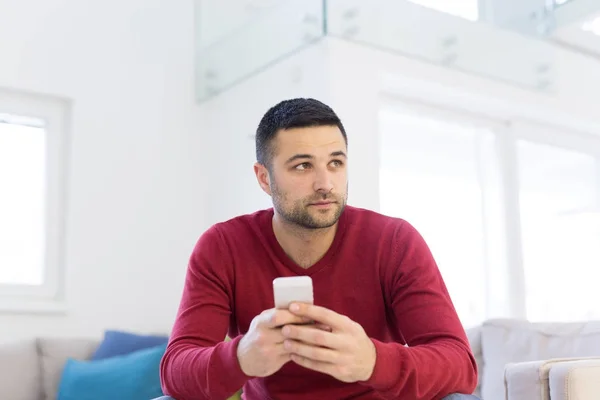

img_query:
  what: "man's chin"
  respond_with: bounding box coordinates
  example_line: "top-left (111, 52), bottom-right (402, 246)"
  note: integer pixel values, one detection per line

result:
top-left (305, 221), bottom-right (337, 230)
top-left (307, 211), bottom-right (341, 229)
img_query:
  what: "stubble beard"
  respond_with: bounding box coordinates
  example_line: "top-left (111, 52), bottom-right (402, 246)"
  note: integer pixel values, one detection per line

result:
top-left (271, 181), bottom-right (347, 230)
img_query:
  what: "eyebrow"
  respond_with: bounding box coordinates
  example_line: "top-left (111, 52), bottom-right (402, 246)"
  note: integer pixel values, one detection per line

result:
top-left (285, 151), bottom-right (347, 165)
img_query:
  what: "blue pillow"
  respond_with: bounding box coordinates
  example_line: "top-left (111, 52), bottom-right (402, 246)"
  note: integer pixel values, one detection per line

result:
top-left (91, 330), bottom-right (169, 360)
top-left (57, 343), bottom-right (166, 400)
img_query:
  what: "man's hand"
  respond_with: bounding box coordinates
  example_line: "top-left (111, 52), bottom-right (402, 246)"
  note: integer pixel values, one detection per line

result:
top-left (236, 308), bottom-right (313, 377)
top-left (282, 303), bottom-right (377, 383)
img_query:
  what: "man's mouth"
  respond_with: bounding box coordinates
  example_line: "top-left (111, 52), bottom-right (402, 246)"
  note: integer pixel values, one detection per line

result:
top-left (310, 200), bottom-right (336, 206)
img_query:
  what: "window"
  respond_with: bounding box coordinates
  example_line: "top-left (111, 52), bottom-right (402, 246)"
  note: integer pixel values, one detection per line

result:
top-left (379, 105), bottom-right (505, 328)
top-left (380, 97), bottom-right (600, 325)
top-left (0, 115), bottom-right (46, 285)
top-left (517, 136), bottom-right (600, 322)
top-left (0, 89), bottom-right (69, 312)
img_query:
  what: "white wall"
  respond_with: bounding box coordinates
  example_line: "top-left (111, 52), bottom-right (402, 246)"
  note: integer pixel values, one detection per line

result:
top-left (3, 0), bottom-right (600, 343)
top-left (196, 39), bottom-right (391, 224)
top-left (197, 41), bottom-right (335, 225)
top-left (0, 0), bottom-right (205, 342)
top-left (199, 34), bottom-right (600, 227)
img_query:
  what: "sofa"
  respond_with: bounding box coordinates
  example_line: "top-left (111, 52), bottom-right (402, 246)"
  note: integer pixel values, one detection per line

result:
top-left (504, 357), bottom-right (600, 399)
top-left (1, 336), bottom-right (102, 400)
top-left (467, 318), bottom-right (600, 400)
top-left (0, 333), bottom-right (241, 400)
top-left (3, 318), bottom-right (600, 400)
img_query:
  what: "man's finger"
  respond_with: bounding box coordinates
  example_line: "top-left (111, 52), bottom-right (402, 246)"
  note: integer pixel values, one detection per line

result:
top-left (274, 342), bottom-right (292, 357)
top-left (288, 303), bottom-right (350, 331)
top-left (284, 339), bottom-right (339, 363)
top-left (262, 309), bottom-right (312, 328)
top-left (313, 323), bottom-right (332, 332)
top-left (290, 354), bottom-right (336, 377)
top-left (281, 324), bottom-right (338, 349)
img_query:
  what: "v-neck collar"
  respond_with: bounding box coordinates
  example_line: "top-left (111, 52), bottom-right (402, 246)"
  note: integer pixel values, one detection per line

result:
top-left (263, 207), bottom-right (349, 276)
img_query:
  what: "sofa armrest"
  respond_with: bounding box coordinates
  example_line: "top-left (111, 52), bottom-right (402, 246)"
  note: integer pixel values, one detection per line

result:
top-left (505, 357), bottom-right (600, 400)
top-left (548, 359), bottom-right (600, 400)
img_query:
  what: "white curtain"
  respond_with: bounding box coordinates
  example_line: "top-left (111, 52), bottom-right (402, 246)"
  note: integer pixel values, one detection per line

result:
top-left (379, 102), bottom-right (600, 326)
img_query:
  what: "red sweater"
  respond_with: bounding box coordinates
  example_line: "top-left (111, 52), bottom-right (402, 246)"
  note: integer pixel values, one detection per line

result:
top-left (160, 206), bottom-right (478, 400)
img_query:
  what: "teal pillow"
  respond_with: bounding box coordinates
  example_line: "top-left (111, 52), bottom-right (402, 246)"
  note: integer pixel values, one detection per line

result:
top-left (57, 343), bottom-right (166, 400)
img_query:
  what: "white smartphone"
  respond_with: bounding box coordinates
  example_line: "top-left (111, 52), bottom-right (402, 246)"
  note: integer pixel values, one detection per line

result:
top-left (272, 276), bottom-right (314, 310)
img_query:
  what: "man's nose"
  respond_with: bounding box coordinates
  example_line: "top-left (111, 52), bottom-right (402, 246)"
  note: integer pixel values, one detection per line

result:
top-left (313, 168), bottom-right (334, 193)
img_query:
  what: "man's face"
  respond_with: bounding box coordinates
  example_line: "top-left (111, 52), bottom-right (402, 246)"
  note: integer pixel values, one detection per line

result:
top-left (263, 125), bottom-right (348, 230)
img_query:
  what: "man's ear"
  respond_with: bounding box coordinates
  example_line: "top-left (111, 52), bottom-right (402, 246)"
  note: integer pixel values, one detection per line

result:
top-left (254, 162), bottom-right (272, 196)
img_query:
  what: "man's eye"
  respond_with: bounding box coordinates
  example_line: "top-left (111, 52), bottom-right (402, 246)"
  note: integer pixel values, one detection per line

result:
top-left (296, 163), bottom-right (311, 170)
top-left (331, 160), bottom-right (344, 167)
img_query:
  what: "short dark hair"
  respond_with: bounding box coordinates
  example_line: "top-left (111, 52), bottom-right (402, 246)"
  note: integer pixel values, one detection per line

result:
top-left (255, 98), bottom-right (347, 167)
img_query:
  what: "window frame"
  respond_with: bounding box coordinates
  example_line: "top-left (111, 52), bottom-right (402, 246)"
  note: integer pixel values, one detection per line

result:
top-left (511, 119), bottom-right (600, 159)
top-left (0, 88), bottom-right (70, 313)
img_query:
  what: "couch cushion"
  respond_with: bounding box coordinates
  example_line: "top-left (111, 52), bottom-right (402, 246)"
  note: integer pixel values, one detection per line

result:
top-left (504, 357), bottom-right (600, 400)
top-left (0, 339), bottom-right (41, 400)
top-left (91, 330), bottom-right (168, 360)
top-left (56, 343), bottom-right (166, 400)
top-left (37, 337), bottom-right (100, 400)
top-left (481, 319), bottom-right (600, 400)
top-left (548, 359), bottom-right (600, 400)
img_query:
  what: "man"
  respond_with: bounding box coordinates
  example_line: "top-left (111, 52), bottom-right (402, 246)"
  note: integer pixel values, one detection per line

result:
top-left (158, 98), bottom-right (479, 400)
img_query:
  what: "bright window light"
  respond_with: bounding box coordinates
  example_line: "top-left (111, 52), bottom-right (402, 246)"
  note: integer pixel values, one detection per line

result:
top-left (0, 116), bottom-right (46, 286)
top-left (407, 0), bottom-right (479, 21)
top-left (582, 16), bottom-right (600, 36)
top-left (0, 88), bottom-right (69, 312)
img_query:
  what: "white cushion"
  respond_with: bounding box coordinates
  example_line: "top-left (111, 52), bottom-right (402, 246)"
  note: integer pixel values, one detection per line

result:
top-left (504, 357), bottom-right (600, 400)
top-left (37, 337), bottom-right (99, 400)
top-left (481, 319), bottom-right (600, 400)
top-left (0, 339), bottom-right (41, 400)
top-left (549, 359), bottom-right (600, 400)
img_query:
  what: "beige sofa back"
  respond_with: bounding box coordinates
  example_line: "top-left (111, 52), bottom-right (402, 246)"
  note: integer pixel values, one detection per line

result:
top-left (0, 339), bottom-right (41, 400)
top-left (0, 337), bottom-right (100, 400)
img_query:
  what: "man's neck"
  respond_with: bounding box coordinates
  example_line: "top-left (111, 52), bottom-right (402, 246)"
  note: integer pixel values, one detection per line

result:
top-left (272, 214), bottom-right (338, 269)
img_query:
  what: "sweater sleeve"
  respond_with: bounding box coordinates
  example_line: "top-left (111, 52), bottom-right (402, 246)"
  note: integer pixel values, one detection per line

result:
top-left (362, 220), bottom-right (478, 399)
top-left (160, 225), bottom-right (250, 400)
